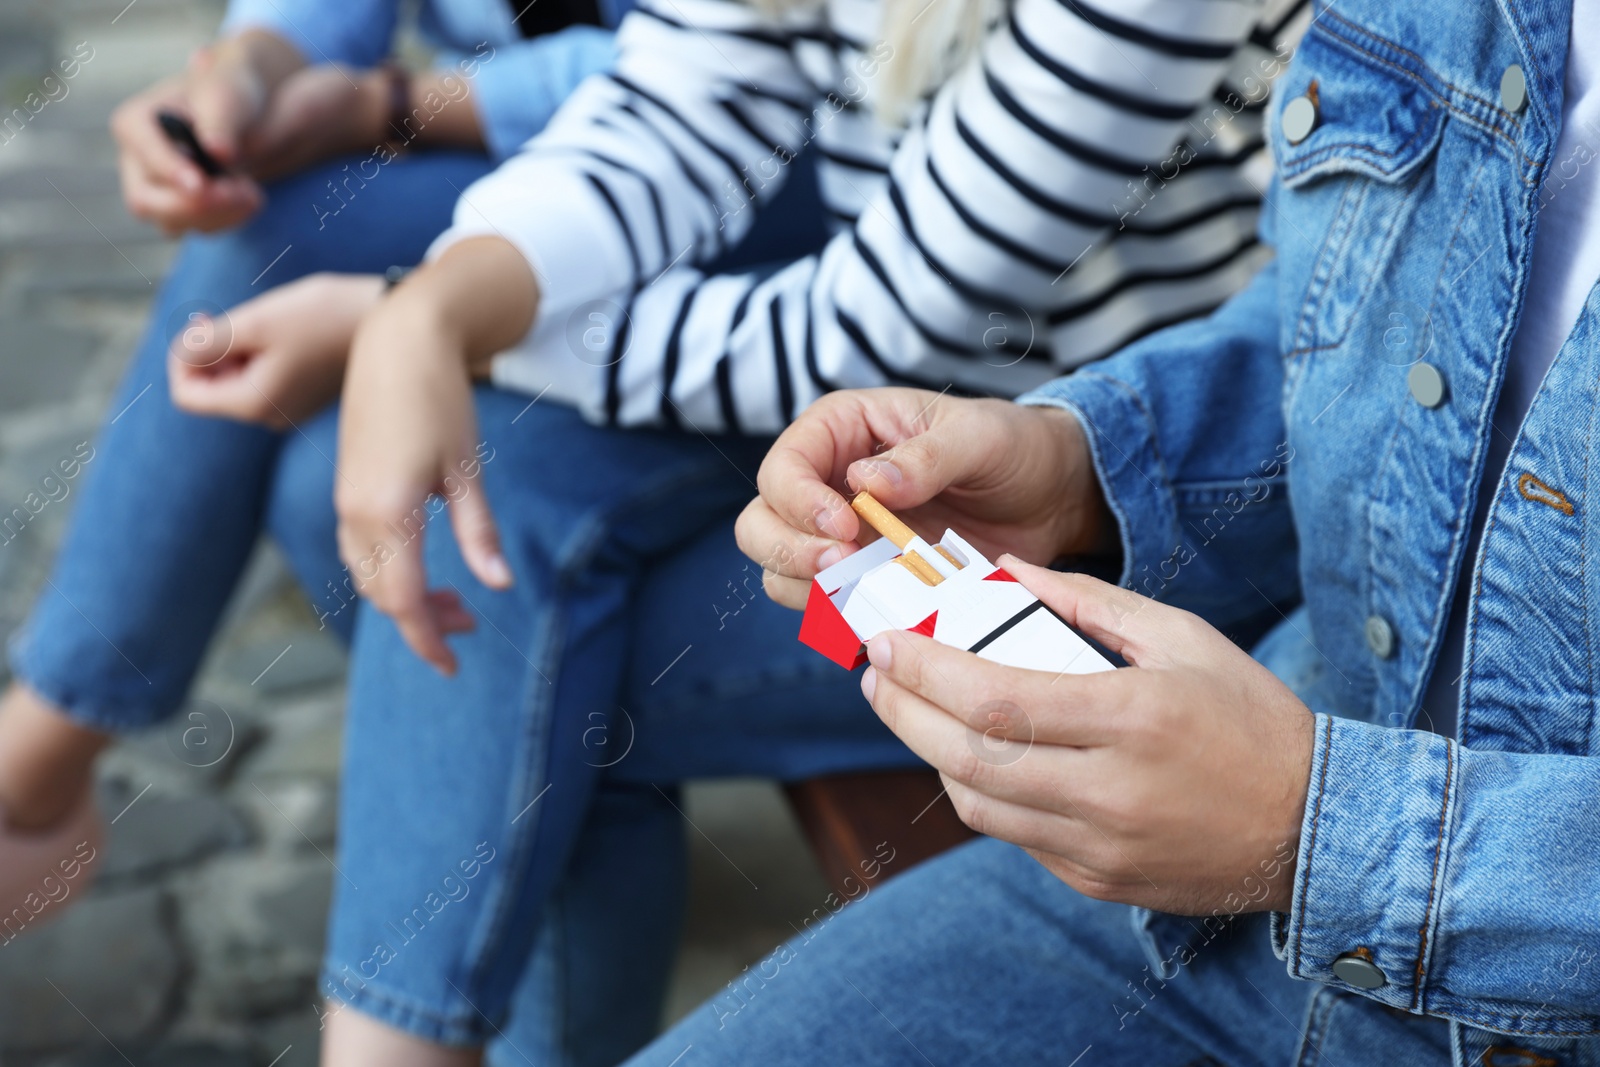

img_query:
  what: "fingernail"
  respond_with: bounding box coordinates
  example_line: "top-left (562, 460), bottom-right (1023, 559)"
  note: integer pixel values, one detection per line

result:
top-left (817, 544), bottom-right (845, 570)
top-left (483, 553), bottom-right (513, 587)
top-left (861, 666), bottom-right (877, 701)
top-left (814, 502), bottom-right (846, 539)
top-left (867, 633), bottom-right (893, 670)
top-left (853, 457), bottom-right (903, 488)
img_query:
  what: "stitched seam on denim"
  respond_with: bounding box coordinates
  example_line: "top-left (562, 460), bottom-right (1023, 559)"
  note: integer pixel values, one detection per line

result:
top-left (1460, 502), bottom-right (1501, 744)
top-left (1317, 7), bottom-right (1540, 158)
top-left (1053, 375), bottom-right (1177, 547)
top-left (1280, 112), bottom-right (1441, 184)
top-left (1173, 474), bottom-right (1289, 507)
top-left (463, 598), bottom-right (566, 1010)
top-left (319, 964), bottom-right (485, 1040)
top-left (1292, 714), bottom-right (1335, 977)
top-left (1288, 178), bottom-right (1362, 355)
top-left (554, 459), bottom-right (759, 579)
top-left (1498, 0), bottom-right (1556, 144)
top-left (1397, 152), bottom-right (1491, 723)
top-left (1408, 737), bottom-right (1453, 1011)
top-left (460, 456), bottom-right (757, 995)
top-left (1093, 373), bottom-right (1178, 513)
top-left (1313, 156), bottom-right (1418, 351)
top-left (1312, 12), bottom-right (1542, 181)
top-left (1301, 986), bottom-right (1341, 1067)
top-left (1285, 341), bottom-right (1340, 360)
top-left (1362, 147), bottom-right (1491, 726)
top-left (1583, 391), bottom-right (1596, 754)
top-left (1028, 395), bottom-right (1142, 591)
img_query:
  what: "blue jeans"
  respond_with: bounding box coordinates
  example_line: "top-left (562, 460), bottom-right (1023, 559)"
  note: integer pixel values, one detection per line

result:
top-left (9, 130), bottom-right (892, 1061)
top-left (622, 836), bottom-right (1458, 1067)
top-left (321, 398), bottom-right (923, 1051)
top-left (8, 149), bottom-right (495, 722)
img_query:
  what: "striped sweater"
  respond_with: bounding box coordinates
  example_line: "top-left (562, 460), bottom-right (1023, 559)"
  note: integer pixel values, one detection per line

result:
top-left (432, 0), bottom-right (1309, 432)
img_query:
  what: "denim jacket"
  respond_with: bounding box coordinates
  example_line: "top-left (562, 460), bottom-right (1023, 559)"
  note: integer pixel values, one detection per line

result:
top-left (1023, 0), bottom-right (1600, 1062)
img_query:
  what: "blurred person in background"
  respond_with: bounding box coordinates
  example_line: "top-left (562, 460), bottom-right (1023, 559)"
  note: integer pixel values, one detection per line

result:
top-left (112, 0), bottom-right (1312, 1062)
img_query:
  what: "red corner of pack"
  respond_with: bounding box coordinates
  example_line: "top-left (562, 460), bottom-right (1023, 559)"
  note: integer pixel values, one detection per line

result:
top-left (796, 530), bottom-right (1115, 677)
top-left (798, 576), bottom-right (870, 669)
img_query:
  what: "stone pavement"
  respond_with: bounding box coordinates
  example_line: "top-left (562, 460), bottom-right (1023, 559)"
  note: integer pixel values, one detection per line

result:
top-left (0, 0), bottom-right (829, 1062)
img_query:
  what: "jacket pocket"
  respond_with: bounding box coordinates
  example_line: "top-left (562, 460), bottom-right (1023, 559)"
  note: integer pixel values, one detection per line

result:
top-left (1272, 18), bottom-right (1447, 360)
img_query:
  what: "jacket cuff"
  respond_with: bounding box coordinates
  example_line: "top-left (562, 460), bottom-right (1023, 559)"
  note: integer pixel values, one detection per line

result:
top-left (1019, 372), bottom-right (1182, 593)
top-left (219, 4), bottom-right (375, 66)
top-left (1279, 714), bottom-right (1460, 1012)
top-left (461, 28), bottom-right (616, 161)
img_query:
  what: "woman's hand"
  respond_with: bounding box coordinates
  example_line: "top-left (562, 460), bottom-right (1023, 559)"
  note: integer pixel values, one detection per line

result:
top-left (168, 273), bottom-right (384, 428)
top-left (735, 389), bottom-right (1114, 609)
top-left (111, 31), bottom-right (301, 233)
top-left (334, 237), bottom-right (538, 674)
top-left (861, 556), bottom-right (1315, 916)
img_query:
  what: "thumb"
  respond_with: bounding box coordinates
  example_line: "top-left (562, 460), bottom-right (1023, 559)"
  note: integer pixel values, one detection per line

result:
top-left (169, 309), bottom-right (240, 370)
top-left (997, 555), bottom-right (1176, 665)
top-left (844, 426), bottom-right (963, 512)
top-left (448, 471), bottom-right (513, 591)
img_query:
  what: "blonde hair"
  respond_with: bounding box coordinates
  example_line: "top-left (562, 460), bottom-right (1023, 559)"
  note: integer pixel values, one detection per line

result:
top-left (874, 0), bottom-right (991, 121)
top-left (754, 0), bottom-right (994, 123)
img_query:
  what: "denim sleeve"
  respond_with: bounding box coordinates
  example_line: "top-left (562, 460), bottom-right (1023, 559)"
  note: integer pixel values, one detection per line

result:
top-left (1276, 715), bottom-right (1600, 1034)
top-left (1018, 258), bottom-right (1300, 629)
top-left (220, 0), bottom-right (400, 66)
top-left (453, 27), bottom-right (617, 160)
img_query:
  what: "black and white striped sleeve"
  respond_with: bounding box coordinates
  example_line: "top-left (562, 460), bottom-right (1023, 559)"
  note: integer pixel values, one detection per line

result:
top-left (427, 0), bottom-right (822, 321)
top-left (462, 0), bottom-right (1281, 433)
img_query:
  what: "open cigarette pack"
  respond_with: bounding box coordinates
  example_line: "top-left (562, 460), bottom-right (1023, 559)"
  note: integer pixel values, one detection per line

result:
top-left (798, 497), bottom-right (1114, 676)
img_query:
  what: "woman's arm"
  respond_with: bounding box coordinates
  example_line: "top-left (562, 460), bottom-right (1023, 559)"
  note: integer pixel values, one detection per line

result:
top-left (451, 0), bottom-right (1287, 431)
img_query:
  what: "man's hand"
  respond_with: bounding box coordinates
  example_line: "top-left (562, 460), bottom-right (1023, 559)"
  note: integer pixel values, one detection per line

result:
top-left (861, 556), bottom-right (1315, 916)
top-left (111, 31), bottom-right (301, 232)
top-left (735, 389), bottom-right (1114, 609)
top-left (334, 237), bottom-right (539, 674)
top-left (169, 273), bottom-right (384, 428)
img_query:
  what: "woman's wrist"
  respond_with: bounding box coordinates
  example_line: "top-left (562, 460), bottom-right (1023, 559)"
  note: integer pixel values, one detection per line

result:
top-left (352, 66), bottom-right (485, 153)
top-left (1037, 406), bottom-right (1117, 560)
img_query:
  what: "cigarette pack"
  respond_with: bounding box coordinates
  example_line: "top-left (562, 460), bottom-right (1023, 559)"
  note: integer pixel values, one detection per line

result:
top-left (798, 528), bottom-right (1114, 676)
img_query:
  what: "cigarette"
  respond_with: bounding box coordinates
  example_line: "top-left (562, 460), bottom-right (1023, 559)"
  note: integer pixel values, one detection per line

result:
top-left (848, 491), bottom-right (951, 586)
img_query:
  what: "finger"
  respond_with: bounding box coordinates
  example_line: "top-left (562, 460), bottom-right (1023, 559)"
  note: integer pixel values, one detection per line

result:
top-left (760, 570), bottom-right (810, 611)
top-left (186, 178), bottom-right (264, 232)
top-left (844, 424), bottom-right (964, 513)
top-left (940, 777), bottom-right (1103, 863)
top-left (735, 498), bottom-right (853, 582)
top-left (426, 589), bottom-right (476, 634)
top-left (863, 665), bottom-right (1087, 807)
top-left (446, 471), bottom-right (512, 590)
top-left (119, 151), bottom-right (201, 223)
top-left (337, 520), bottom-right (457, 675)
top-left (756, 439), bottom-right (859, 545)
top-left (865, 629), bottom-right (1125, 747)
top-left (168, 309), bottom-right (236, 370)
top-left (168, 352), bottom-right (267, 423)
top-left (188, 67), bottom-right (256, 164)
top-left (998, 556), bottom-right (1187, 666)
top-left (113, 101), bottom-right (205, 194)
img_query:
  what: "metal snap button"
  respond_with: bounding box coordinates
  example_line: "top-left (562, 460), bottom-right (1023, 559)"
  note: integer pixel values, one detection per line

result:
top-left (1364, 615), bottom-right (1395, 659)
top-left (1407, 363), bottom-right (1447, 408)
top-left (1282, 94), bottom-right (1318, 145)
top-left (1501, 64), bottom-right (1528, 113)
top-left (1332, 952), bottom-right (1388, 989)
